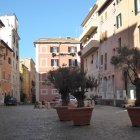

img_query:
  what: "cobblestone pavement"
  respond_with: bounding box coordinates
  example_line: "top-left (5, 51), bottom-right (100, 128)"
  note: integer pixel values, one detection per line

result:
top-left (0, 105), bottom-right (140, 140)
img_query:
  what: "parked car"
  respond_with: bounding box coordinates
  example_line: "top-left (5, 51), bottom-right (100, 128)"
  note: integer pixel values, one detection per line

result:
top-left (4, 96), bottom-right (17, 106)
top-left (57, 94), bottom-right (77, 104)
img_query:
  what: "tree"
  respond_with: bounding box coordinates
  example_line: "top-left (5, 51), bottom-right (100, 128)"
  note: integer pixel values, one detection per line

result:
top-left (111, 46), bottom-right (140, 106)
top-left (47, 67), bottom-right (97, 107)
top-left (68, 68), bottom-right (97, 107)
top-left (47, 67), bottom-right (72, 106)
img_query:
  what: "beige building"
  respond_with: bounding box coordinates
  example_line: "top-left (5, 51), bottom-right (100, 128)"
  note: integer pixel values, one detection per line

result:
top-left (79, 3), bottom-right (100, 98)
top-left (34, 37), bottom-right (81, 102)
top-left (19, 58), bottom-right (36, 103)
top-left (79, 0), bottom-right (140, 105)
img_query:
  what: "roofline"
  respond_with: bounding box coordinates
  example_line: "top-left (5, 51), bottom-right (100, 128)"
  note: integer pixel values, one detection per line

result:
top-left (98, 0), bottom-right (114, 15)
top-left (81, 4), bottom-right (98, 27)
top-left (0, 20), bottom-right (5, 27)
top-left (0, 13), bottom-right (18, 21)
top-left (0, 39), bottom-right (13, 52)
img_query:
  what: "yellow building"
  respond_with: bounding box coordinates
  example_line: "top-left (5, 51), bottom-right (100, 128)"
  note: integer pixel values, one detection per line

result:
top-left (19, 58), bottom-right (36, 103)
top-left (19, 61), bottom-right (29, 102)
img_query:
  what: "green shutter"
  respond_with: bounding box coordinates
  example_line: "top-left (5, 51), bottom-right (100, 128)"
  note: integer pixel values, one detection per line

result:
top-left (116, 16), bottom-right (118, 28)
top-left (120, 13), bottom-right (122, 26)
top-left (134, 0), bottom-right (138, 15)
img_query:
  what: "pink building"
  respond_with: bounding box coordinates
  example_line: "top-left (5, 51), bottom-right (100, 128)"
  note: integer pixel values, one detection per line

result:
top-left (34, 37), bottom-right (81, 102)
top-left (79, 0), bottom-right (140, 105)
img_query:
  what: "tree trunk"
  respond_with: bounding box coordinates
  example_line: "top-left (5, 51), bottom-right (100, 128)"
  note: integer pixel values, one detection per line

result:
top-left (61, 93), bottom-right (69, 106)
top-left (77, 99), bottom-right (84, 107)
top-left (135, 78), bottom-right (140, 106)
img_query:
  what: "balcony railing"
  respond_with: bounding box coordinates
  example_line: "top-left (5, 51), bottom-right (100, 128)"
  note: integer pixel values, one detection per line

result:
top-left (79, 19), bottom-right (98, 42)
top-left (81, 40), bottom-right (99, 58)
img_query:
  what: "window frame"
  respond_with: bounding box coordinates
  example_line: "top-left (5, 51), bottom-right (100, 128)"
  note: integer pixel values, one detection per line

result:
top-left (134, 0), bottom-right (140, 15)
top-left (69, 59), bottom-right (77, 67)
top-left (40, 89), bottom-right (48, 95)
top-left (68, 46), bottom-right (77, 53)
top-left (50, 46), bottom-right (59, 53)
top-left (51, 59), bottom-right (59, 67)
top-left (116, 13), bottom-right (122, 29)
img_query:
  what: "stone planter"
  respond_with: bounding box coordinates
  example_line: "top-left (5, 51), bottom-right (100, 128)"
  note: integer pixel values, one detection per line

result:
top-left (69, 107), bottom-right (94, 125)
top-left (127, 107), bottom-right (140, 127)
top-left (55, 106), bottom-right (71, 121)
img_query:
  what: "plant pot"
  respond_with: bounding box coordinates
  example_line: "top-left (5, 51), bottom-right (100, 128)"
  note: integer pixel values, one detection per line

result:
top-left (69, 107), bottom-right (94, 125)
top-left (55, 106), bottom-right (71, 121)
top-left (127, 107), bottom-right (140, 127)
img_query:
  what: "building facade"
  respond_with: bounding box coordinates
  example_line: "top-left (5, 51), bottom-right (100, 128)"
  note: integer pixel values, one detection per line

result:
top-left (79, 3), bottom-right (100, 98)
top-left (34, 37), bottom-right (81, 102)
top-left (19, 58), bottom-right (36, 103)
top-left (19, 61), bottom-right (29, 103)
top-left (0, 39), bottom-right (13, 105)
top-left (0, 14), bottom-right (20, 102)
top-left (79, 0), bottom-right (140, 105)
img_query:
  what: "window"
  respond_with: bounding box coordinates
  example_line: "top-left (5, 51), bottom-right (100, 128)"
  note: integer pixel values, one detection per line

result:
top-left (8, 57), bottom-right (11, 64)
top-left (100, 16), bottom-right (103, 23)
top-left (104, 53), bottom-right (107, 70)
top-left (39, 46), bottom-right (47, 53)
top-left (51, 59), bottom-right (59, 66)
top-left (40, 58), bottom-right (47, 67)
top-left (52, 89), bottom-right (59, 94)
top-left (68, 46), bottom-right (77, 53)
top-left (69, 59), bottom-right (77, 66)
top-left (91, 55), bottom-right (93, 64)
top-left (116, 0), bottom-right (122, 4)
top-left (118, 37), bottom-right (121, 48)
top-left (6, 48), bottom-right (8, 56)
top-left (101, 55), bottom-right (103, 65)
top-left (105, 12), bottom-right (107, 20)
top-left (134, 0), bottom-right (140, 15)
top-left (96, 51), bottom-right (98, 68)
top-left (50, 46), bottom-right (59, 53)
top-left (41, 89), bottom-right (48, 95)
top-left (116, 13), bottom-right (122, 28)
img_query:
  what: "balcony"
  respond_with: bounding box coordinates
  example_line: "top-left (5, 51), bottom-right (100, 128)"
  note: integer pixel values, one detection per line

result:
top-left (79, 19), bottom-right (97, 42)
top-left (81, 40), bottom-right (99, 58)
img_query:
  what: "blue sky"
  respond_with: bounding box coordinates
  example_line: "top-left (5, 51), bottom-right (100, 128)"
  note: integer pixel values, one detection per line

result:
top-left (0, 0), bottom-right (96, 62)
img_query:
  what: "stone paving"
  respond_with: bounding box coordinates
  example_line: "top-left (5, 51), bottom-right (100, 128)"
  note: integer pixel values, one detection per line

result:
top-left (0, 105), bottom-right (140, 140)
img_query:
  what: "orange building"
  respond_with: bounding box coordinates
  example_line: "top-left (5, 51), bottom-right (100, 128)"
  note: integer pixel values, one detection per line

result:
top-left (0, 39), bottom-right (13, 104)
top-left (34, 37), bottom-right (81, 102)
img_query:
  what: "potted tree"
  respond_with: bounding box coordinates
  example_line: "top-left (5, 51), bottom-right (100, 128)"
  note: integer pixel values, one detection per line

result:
top-left (111, 46), bottom-right (140, 127)
top-left (47, 67), bottom-right (72, 121)
top-left (68, 68), bottom-right (97, 125)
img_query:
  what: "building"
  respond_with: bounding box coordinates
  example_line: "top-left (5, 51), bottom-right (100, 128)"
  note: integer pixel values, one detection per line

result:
top-left (79, 2), bottom-right (100, 98)
top-left (19, 58), bottom-right (36, 103)
top-left (0, 14), bottom-right (20, 102)
top-left (79, 0), bottom-right (140, 106)
top-left (19, 61), bottom-right (29, 103)
top-left (0, 39), bottom-right (13, 105)
top-left (34, 37), bottom-right (81, 102)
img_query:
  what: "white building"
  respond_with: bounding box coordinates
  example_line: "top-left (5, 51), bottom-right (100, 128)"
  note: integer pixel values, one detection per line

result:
top-left (0, 14), bottom-right (20, 101)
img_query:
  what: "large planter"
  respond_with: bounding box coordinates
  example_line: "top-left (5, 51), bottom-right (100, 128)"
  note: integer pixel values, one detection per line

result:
top-left (127, 107), bottom-right (140, 127)
top-left (55, 106), bottom-right (71, 121)
top-left (69, 107), bottom-right (94, 125)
